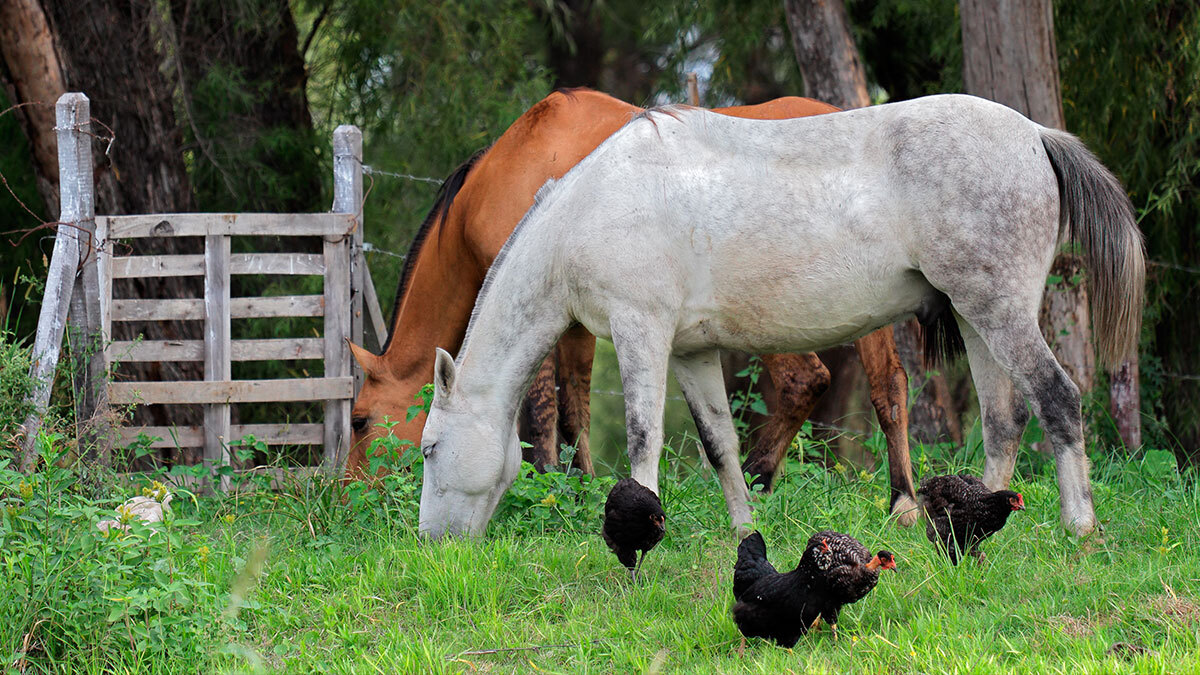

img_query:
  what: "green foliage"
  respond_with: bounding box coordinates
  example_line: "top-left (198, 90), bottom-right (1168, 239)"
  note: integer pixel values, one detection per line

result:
top-left (0, 439), bottom-right (234, 668)
top-left (1056, 0), bottom-right (1200, 456)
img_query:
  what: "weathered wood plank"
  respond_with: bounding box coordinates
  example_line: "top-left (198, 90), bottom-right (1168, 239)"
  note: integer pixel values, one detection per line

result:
top-left (362, 258), bottom-right (389, 351)
top-left (108, 376), bottom-right (354, 404)
top-left (118, 423), bottom-right (324, 448)
top-left (204, 234), bottom-right (232, 489)
top-left (231, 253), bottom-right (325, 276)
top-left (108, 337), bottom-right (324, 363)
top-left (111, 255), bottom-right (205, 278)
top-left (323, 237), bottom-right (352, 472)
top-left (111, 295), bottom-right (324, 321)
top-left (111, 253), bottom-right (325, 279)
top-left (230, 295), bottom-right (325, 318)
top-left (101, 212), bottom-right (355, 238)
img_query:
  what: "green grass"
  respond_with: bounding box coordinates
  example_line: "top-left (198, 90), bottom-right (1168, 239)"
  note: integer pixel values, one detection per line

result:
top-left (4, 442), bottom-right (1200, 674)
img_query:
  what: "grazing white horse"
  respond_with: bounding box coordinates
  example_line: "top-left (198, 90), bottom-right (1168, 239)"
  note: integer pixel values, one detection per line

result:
top-left (418, 94), bottom-right (1144, 539)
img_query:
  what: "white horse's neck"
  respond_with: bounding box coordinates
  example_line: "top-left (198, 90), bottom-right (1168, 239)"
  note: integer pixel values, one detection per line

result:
top-left (453, 224), bottom-right (570, 424)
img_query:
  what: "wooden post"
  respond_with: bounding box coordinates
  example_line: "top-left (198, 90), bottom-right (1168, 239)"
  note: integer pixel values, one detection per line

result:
top-left (333, 125), bottom-right (364, 395)
top-left (686, 72), bottom-right (700, 106)
top-left (323, 237), bottom-right (352, 472)
top-left (204, 233), bottom-right (232, 490)
top-left (18, 92), bottom-right (107, 471)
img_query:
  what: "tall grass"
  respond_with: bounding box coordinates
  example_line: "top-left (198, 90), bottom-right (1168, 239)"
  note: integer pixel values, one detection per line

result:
top-left (2, 428), bottom-right (1198, 673)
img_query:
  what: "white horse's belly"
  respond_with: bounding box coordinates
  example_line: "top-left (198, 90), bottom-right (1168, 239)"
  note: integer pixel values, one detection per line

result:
top-left (672, 261), bottom-right (933, 354)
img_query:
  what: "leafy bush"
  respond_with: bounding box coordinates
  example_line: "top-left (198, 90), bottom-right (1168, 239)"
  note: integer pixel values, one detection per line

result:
top-left (1, 438), bottom-right (236, 669)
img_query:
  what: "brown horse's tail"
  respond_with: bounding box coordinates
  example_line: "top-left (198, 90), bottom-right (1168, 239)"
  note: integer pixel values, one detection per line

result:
top-left (1039, 128), bottom-right (1146, 368)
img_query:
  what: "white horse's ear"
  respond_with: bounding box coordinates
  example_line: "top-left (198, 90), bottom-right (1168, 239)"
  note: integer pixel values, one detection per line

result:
top-left (433, 348), bottom-right (456, 400)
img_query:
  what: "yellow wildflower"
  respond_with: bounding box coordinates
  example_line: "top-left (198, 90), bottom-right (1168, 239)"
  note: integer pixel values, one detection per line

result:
top-left (223, 514), bottom-right (236, 524)
top-left (197, 546), bottom-right (210, 563)
top-left (18, 480), bottom-right (33, 502)
top-left (540, 494), bottom-right (558, 507)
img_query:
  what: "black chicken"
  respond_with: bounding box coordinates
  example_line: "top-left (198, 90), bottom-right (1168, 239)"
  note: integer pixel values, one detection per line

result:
top-left (600, 478), bottom-right (665, 580)
top-left (918, 473), bottom-right (1025, 564)
top-left (731, 530), bottom-right (895, 647)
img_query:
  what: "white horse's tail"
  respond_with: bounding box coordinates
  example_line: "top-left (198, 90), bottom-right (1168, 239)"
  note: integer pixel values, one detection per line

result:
top-left (1039, 128), bottom-right (1146, 368)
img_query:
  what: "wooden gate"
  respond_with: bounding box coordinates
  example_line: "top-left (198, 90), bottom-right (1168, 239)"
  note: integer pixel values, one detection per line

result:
top-left (17, 93), bottom-right (389, 479)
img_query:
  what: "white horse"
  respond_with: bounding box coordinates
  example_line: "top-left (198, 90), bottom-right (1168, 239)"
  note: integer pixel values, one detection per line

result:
top-left (418, 94), bottom-right (1144, 539)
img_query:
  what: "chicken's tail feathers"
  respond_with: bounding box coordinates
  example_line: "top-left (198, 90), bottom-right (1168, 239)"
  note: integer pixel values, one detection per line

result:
top-left (737, 531), bottom-right (767, 560)
top-left (733, 531), bottom-right (775, 601)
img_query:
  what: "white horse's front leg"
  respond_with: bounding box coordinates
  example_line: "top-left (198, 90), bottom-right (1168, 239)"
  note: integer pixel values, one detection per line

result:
top-left (611, 318), bottom-right (672, 494)
top-left (671, 350), bottom-right (752, 534)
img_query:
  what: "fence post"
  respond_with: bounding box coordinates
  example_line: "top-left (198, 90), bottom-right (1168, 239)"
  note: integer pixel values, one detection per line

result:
top-left (326, 125), bottom-right (360, 472)
top-left (203, 233), bottom-right (232, 491)
top-left (333, 125), bottom-right (364, 395)
top-left (18, 92), bottom-right (107, 472)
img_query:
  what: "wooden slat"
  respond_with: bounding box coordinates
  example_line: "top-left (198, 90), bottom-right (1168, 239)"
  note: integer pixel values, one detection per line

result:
top-left (111, 253), bottom-right (325, 279)
top-left (111, 298), bottom-right (202, 321)
top-left (232, 338), bottom-right (324, 361)
top-left (231, 253), bottom-right (325, 276)
top-left (110, 295), bottom-right (324, 321)
top-left (108, 376), bottom-right (354, 404)
top-left (231, 295), bottom-right (324, 318)
top-left (204, 234), bottom-right (232, 490)
top-left (108, 340), bottom-right (203, 362)
top-left (100, 212), bottom-right (355, 239)
top-left (323, 238), bottom-right (352, 471)
top-left (362, 257), bottom-right (389, 352)
top-left (107, 338), bottom-right (324, 363)
top-left (111, 255), bottom-right (205, 278)
top-left (118, 423), bottom-right (324, 448)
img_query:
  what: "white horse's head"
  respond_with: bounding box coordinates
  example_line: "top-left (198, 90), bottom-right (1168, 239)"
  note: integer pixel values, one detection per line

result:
top-left (418, 348), bottom-right (521, 538)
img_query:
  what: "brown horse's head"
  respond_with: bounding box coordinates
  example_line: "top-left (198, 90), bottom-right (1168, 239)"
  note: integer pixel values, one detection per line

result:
top-left (346, 341), bottom-right (429, 480)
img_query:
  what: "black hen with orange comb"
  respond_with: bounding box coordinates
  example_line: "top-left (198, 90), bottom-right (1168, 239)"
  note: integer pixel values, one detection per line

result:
top-left (918, 473), bottom-right (1025, 564)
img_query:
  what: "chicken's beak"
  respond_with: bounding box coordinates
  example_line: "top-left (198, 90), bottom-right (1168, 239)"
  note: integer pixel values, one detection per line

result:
top-left (1014, 494), bottom-right (1026, 511)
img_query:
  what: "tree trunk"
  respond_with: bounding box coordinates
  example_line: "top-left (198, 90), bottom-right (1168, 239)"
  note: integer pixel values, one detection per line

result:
top-left (961, 0), bottom-right (1138, 447)
top-left (167, 0), bottom-right (321, 212)
top-left (0, 0), bottom-right (66, 214)
top-left (782, 0), bottom-right (870, 109)
top-left (2, 0), bottom-right (202, 459)
top-left (537, 0), bottom-right (606, 89)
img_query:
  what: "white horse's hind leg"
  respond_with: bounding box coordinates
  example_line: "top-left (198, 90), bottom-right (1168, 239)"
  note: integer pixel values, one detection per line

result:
top-left (957, 318), bottom-right (1030, 491)
top-left (970, 320), bottom-right (1096, 536)
top-left (671, 350), bottom-right (753, 533)
top-left (610, 318), bottom-right (672, 494)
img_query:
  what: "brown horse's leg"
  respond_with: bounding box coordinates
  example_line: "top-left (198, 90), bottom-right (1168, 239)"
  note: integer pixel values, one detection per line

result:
top-left (855, 326), bottom-right (919, 526)
top-left (518, 353), bottom-right (560, 471)
top-left (741, 353), bottom-right (830, 491)
top-left (554, 324), bottom-right (596, 474)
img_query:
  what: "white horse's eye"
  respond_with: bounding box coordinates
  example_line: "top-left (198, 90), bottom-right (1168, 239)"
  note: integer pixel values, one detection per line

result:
top-left (422, 442), bottom-right (436, 459)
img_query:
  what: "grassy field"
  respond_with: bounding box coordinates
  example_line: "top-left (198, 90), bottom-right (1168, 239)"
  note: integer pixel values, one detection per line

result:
top-left (3, 436), bottom-right (1199, 674)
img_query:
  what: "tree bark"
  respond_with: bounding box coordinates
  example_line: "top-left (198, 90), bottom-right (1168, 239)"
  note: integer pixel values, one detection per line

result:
top-left (782, 0), bottom-right (870, 109)
top-left (961, 0), bottom-right (1139, 447)
top-left (0, 0), bottom-right (66, 214)
top-left (167, 0), bottom-right (321, 212)
top-left (2, 0), bottom-right (202, 454)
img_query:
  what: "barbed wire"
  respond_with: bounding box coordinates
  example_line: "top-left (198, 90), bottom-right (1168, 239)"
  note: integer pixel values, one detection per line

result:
top-left (1148, 259), bottom-right (1200, 275)
top-left (362, 241), bottom-right (406, 260)
top-left (334, 153), bottom-right (442, 185)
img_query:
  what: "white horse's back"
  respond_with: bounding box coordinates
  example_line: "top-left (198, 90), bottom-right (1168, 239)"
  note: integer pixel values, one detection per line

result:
top-left (541, 94), bottom-right (1055, 354)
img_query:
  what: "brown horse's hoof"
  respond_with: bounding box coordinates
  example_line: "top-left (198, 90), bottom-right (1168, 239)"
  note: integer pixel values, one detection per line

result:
top-left (892, 494), bottom-right (920, 528)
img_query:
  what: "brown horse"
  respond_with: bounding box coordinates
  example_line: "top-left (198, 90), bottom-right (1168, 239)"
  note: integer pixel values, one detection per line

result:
top-left (347, 88), bottom-right (918, 523)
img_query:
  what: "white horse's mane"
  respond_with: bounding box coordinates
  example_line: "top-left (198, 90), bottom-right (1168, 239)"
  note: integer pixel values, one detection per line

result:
top-left (460, 176), bottom-right (558, 356)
